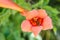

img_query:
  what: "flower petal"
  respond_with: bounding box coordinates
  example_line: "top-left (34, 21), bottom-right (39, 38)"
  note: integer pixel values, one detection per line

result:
top-left (21, 20), bottom-right (32, 32)
top-left (38, 9), bottom-right (47, 18)
top-left (31, 26), bottom-right (42, 36)
top-left (0, 0), bottom-right (24, 12)
top-left (42, 16), bottom-right (53, 30)
top-left (25, 10), bottom-right (39, 20)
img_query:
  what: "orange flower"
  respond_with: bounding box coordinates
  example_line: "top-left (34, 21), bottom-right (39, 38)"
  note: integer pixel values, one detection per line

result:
top-left (21, 9), bottom-right (53, 36)
top-left (0, 0), bottom-right (25, 13)
top-left (0, 0), bottom-right (53, 37)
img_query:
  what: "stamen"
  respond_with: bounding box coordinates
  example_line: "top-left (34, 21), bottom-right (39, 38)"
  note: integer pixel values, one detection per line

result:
top-left (29, 17), bottom-right (43, 26)
top-left (30, 19), bottom-right (37, 26)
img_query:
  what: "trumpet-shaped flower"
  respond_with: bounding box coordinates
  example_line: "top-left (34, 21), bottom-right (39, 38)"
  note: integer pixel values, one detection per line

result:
top-left (0, 0), bottom-right (53, 37)
top-left (21, 9), bottom-right (53, 36)
top-left (0, 0), bottom-right (25, 12)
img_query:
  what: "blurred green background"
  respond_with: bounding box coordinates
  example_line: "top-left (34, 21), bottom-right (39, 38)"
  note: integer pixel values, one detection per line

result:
top-left (0, 0), bottom-right (60, 40)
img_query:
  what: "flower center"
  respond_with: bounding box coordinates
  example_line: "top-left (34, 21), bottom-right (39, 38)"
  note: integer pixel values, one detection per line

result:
top-left (29, 17), bottom-right (43, 26)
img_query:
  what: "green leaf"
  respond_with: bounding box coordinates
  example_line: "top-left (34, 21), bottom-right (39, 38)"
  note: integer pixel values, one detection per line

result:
top-left (53, 27), bottom-right (57, 35)
top-left (7, 30), bottom-right (21, 40)
top-left (13, 0), bottom-right (32, 10)
top-left (0, 10), bottom-right (11, 24)
top-left (43, 0), bottom-right (49, 6)
top-left (43, 6), bottom-right (59, 15)
top-left (32, 0), bottom-right (44, 8)
top-left (32, 0), bottom-right (49, 9)
top-left (0, 33), bottom-right (5, 40)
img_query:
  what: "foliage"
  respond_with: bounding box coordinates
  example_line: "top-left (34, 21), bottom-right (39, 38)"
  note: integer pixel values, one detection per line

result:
top-left (0, 0), bottom-right (60, 40)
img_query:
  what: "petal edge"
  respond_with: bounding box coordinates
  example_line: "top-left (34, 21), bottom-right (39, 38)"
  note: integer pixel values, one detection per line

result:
top-left (21, 20), bottom-right (32, 32)
top-left (42, 16), bottom-right (53, 30)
